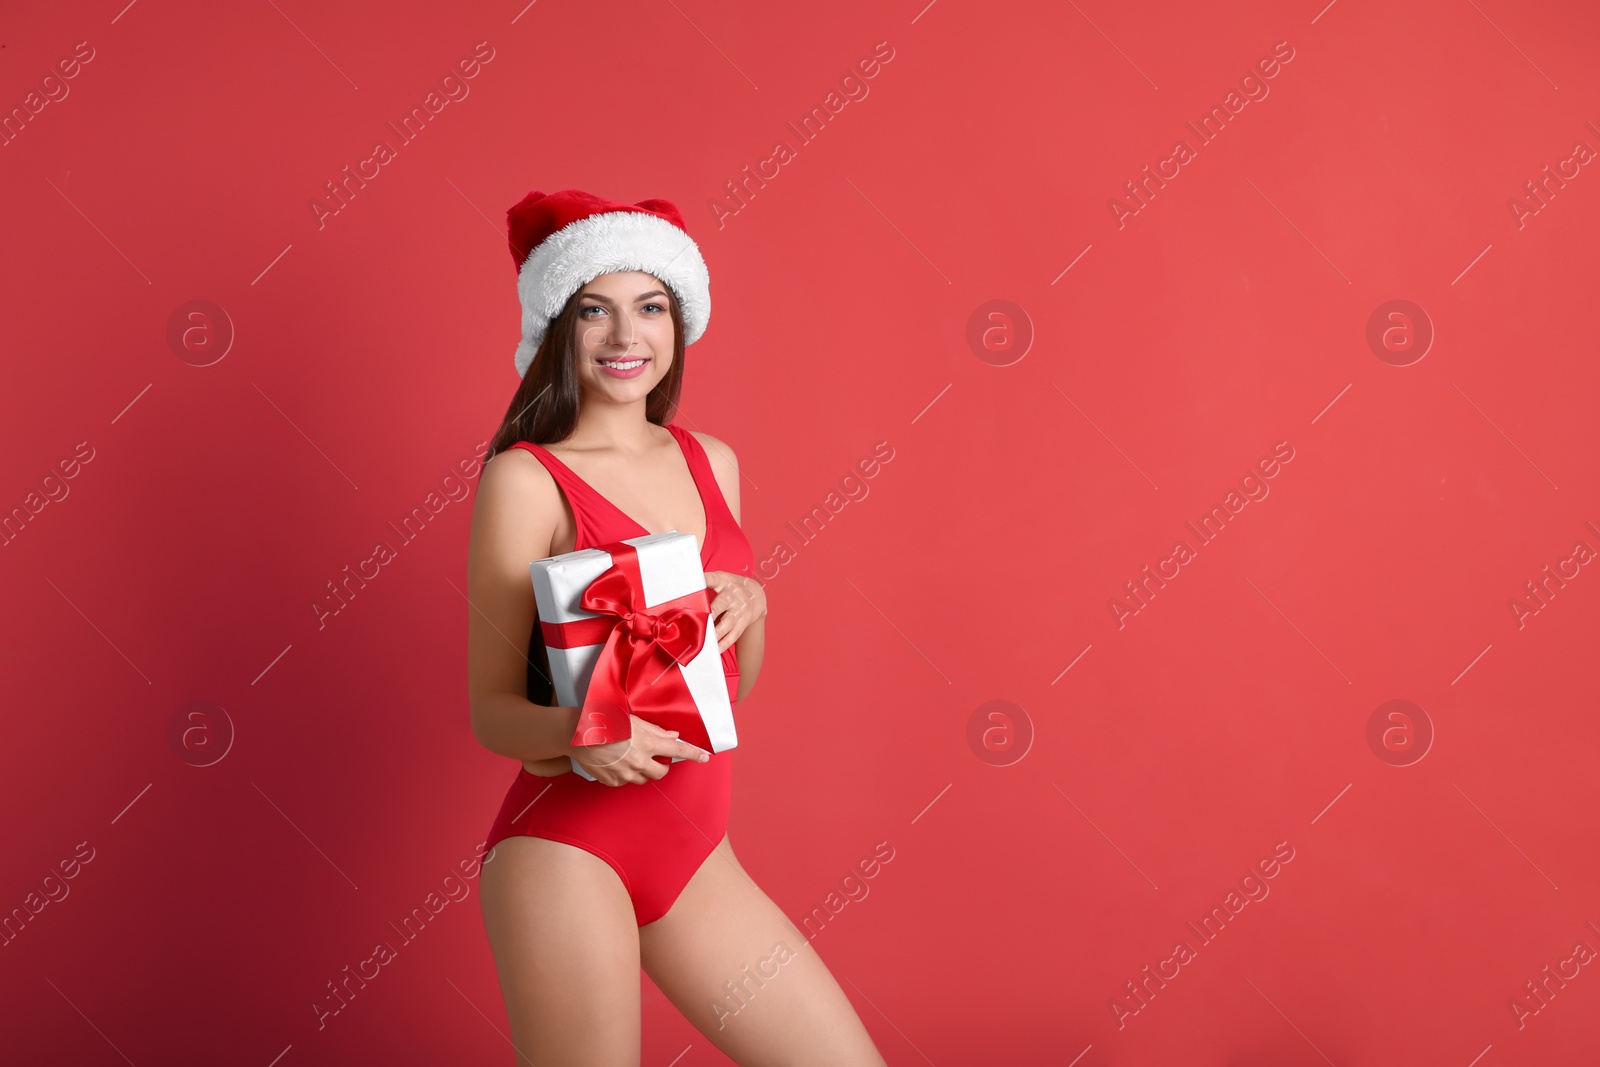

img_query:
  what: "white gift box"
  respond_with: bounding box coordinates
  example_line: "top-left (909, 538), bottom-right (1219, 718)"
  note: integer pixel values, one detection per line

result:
top-left (528, 530), bottom-right (737, 780)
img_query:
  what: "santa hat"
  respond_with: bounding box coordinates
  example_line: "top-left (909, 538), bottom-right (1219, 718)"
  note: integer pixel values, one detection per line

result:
top-left (506, 189), bottom-right (711, 378)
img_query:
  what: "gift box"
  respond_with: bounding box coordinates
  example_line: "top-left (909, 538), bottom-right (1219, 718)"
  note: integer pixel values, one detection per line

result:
top-left (528, 531), bottom-right (737, 780)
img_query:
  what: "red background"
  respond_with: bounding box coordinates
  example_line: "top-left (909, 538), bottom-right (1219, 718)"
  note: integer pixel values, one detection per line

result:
top-left (3, 1), bottom-right (1599, 1063)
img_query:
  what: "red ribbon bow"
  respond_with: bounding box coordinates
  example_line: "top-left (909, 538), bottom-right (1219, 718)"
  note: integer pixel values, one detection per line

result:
top-left (539, 539), bottom-right (715, 752)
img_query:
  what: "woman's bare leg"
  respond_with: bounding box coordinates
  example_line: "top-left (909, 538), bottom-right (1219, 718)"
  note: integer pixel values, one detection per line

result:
top-left (480, 836), bottom-right (642, 1066)
top-left (639, 835), bottom-right (887, 1067)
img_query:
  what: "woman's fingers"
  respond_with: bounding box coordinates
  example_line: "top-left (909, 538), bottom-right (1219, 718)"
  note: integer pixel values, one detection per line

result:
top-left (708, 590), bottom-right (747, 651)
top-left (711, 577), bottom-right (765, 640)
top-left (720, 611), bottom-right (749, 651)
top-left (579, 717), bottom-right (715, 785)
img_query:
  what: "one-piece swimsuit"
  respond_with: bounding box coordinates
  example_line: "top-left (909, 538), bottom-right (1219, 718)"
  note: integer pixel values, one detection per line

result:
top-left (482, 422), bottom-right (757, 925)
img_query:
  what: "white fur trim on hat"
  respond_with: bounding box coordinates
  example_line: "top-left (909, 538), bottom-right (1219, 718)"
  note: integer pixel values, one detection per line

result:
top-left (514, 209), bottom-right (710, 378)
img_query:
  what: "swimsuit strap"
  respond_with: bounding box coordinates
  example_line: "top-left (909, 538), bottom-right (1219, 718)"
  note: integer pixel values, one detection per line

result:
top-left (665, 424), bottom-right (739, 539)
top-left (502, 440), bottom-right (608, 549)
top-left (504, 424), bottom-right (722, 554)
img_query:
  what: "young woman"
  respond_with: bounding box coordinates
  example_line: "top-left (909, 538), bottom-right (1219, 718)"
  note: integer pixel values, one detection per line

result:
top-left (468, 189), bottom-right (886, 1066)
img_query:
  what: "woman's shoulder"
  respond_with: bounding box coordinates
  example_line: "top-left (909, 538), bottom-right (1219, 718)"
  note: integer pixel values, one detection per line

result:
top-left (686, 429), bottom-right (738, 471)
top-left (467, 445), bottom-right (568, 570)
top-left (477, 443), bottom-right (563, 514)
top-left (482, 441), bottom-right (546, 477)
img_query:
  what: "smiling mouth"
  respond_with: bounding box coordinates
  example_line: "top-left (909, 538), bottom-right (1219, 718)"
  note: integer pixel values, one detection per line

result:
top-left (598, 357), bottom-right (648, 368)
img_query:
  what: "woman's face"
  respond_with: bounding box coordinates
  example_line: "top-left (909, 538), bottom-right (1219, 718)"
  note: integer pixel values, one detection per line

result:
top-left (572, 271), bottom-right (675, 400)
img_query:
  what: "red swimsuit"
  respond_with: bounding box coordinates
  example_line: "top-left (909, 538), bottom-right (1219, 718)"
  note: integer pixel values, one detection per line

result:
top-left (483, 422), bottom-right (757, 926)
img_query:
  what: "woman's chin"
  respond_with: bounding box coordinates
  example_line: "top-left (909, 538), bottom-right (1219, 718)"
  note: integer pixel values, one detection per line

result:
top-left (583, 374), bottom-right (660, 398)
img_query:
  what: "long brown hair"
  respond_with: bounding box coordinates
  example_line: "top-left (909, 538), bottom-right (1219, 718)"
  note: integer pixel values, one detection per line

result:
top-left (488, 280), bottom-right (686, 455)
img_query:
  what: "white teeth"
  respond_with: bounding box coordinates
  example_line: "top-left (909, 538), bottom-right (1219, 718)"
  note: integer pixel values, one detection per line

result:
top-left (600, 358), bottom-right (645, 369)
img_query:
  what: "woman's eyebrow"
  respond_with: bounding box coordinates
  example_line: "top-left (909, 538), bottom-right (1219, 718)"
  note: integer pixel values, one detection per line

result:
top-left (578, 290), bottom-right (668, 304)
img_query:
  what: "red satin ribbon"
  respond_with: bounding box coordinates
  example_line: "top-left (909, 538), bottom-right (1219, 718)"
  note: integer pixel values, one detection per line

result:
top-left (539, 539), bottom-right (715, 752)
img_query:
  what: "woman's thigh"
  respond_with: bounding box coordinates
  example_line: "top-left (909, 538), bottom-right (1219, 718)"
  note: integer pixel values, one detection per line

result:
top-left (479, 835), bottom-right (642, 1066)
top-left (638, 836), bottom-right (887, 1067)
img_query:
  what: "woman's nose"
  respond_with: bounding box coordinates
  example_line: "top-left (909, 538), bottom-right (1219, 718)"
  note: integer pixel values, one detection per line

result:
top-left (607, 308), bottom-right (635, 347)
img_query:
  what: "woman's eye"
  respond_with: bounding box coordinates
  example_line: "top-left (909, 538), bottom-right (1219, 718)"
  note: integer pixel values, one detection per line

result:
top-left (643, 302), bottom-right (665, 313)
top-left (580, 306), bottom-right (605, 318)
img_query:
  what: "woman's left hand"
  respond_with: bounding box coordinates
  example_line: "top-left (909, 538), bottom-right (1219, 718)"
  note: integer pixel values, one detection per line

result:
top-left (703, 570), bottom-right (767, 653)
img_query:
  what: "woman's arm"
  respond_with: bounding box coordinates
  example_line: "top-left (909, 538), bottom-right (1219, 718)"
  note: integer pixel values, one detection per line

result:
top-left (465, 447), bottom-right (582, 763)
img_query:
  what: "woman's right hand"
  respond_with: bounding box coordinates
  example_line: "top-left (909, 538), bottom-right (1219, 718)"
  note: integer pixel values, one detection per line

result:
top-left (570, 714), bottom-right (711, 786)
